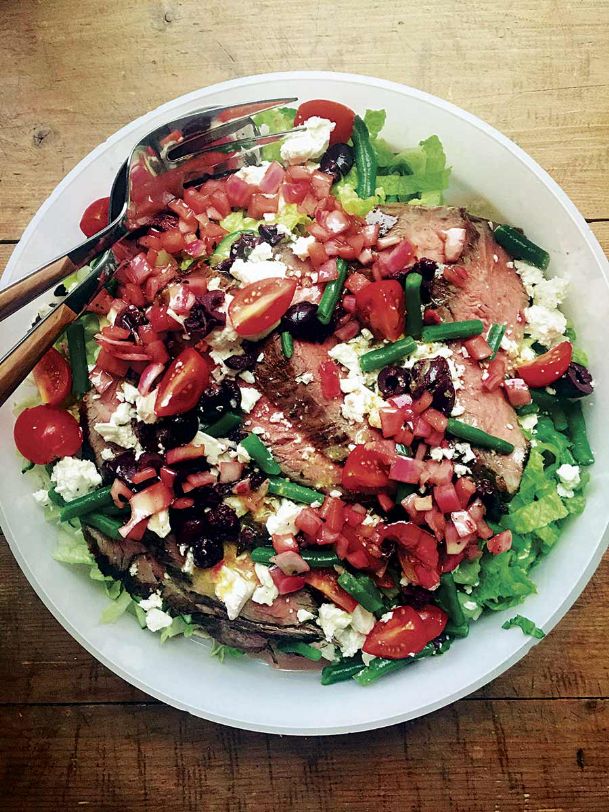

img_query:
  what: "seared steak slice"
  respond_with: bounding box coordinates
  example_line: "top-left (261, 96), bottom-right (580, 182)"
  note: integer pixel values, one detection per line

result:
top-left (379, 204), bottom-right (529, 494)
top-left (82, 525), bottom-right (321, 652)
top-left (251, 334), bottom-right (378, 489)
top-left (80, 383), bottom-right (123, 470)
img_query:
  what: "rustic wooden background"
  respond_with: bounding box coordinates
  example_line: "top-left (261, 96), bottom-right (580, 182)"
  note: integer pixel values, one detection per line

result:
top-left (1, 1), bottom-right (608, 809)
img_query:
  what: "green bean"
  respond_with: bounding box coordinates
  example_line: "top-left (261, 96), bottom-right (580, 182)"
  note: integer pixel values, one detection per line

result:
top-left (48, 487), bottom-right (66, 507)
top-left (564, 401), bottom-right (594, 465)
top-left (321, 655), bottom-right (365, 685)
top-left (276, 641), bottom-right (322, 661)
top-left (59, 486), bottom-right (113, 522)
top-left (83, 512), bottom-right (123, 541)
top-left (240, 433), bottom-right (281, 476)
top-left (421, 319), bottom-right (484, 343)
top-left (202, 411), bottom-right (242, 438)
top-left (101, 504), bottom-right (130, 518)
top-left (280, 331), bottom-right (294, 359)
top-left (530, 390), bottom-right (568, 431)
top-left (486, 323), bottom-right (506, 360)
top-left (434, 573), bottom-right (470, 638)
top-left (337, 572), bottom-right (385, 615)
top-left (494, 224), bottom-right (550, 270)
top-left (360, 337), bottom-right (417, 372)
top-left (250, 546), bottom-right (340, 567)
top-left (354, 639), bottom-right (451, 686)
top-left (404, 272), bottom-right (423, 339)
top-left (267, 477), bottom-right (324, 505)
top-left (446, 418), bottom-right (515, 455)
top-left (352, 115), bottom-right (377, 198)
top-left (66, 322), bottom-right (90, 397)
top-left (317, 258), bottom-right (348, 325)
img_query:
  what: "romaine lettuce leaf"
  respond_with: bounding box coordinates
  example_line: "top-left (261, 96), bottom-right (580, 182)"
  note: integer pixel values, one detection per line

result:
top-left (252, 107), bottom-right (296, 162)
top-left (100, 589), bottom-right (133, 624)
top-left (470, 551), bottom-right (537, 611)
top-left (502, 614), bottom-right (545, 639)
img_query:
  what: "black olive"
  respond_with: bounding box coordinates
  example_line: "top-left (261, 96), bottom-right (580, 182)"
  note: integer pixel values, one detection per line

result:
top-left (409, 258), bottom-right (439, 304)
top-left (230, 232), bottom-right (261, 261)
top-left (281, 302), bottom-right (333, 342)
top-left (236, 520), bottom-right (270, 554)
top-left (553, 362), bottom-right (594, 399)
top-left (258, 223), bottom-right (284, 246)
top-left (225, 341), bottom-right (258, 372)
top-left (116, 304), bottom-right (148, 333)
top-left (205, 504), bottom-right (240, 541)
top-left (198, 379), bottom-right (241, 422)
top-left (377, 365), bottom-right (411, 398)
top-left (409, 357), bottom-right (456, 416)
top-left (191, 537), bottom-right (224, 569)
top-left (136, 409), bottom-right (200, 453)
top-left (319, 143), bottom-right (354, 183)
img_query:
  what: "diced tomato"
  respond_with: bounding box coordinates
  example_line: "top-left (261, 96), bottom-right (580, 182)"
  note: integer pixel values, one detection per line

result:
top-left (147, 304), bottom-right (184, 332)
top-left (377, 493), bottom-right (395, 513)
top-left (294, 100), bottom-right (355, 145)
top-left (442, 265), bottom-right (468, 287)
top-left (96, 348), bottom-right (129, 377)
top-left (343, 503), bottom-right (366, 527)
top-left (283, 181), bottom-right (310, 204)
top-left (355, 280), bottom-right (405, 341)
top-left (380, 407), bottom-right (405, 439)
top-left (342, 445), bottom-right (392, 492)
top-left (376, 240), bottom-right (415, 276)
top-left (272, 533), bottom-right (300, 554)
top-left (424, 307), bottom-right (442, 325)
top-left (485, 529), bottom-right (513, 555)
top-left (424, 408), bottom-right (448, 433)
top-left (86, 288), bottom-right (115, 315)
top-left (120, 481), bottom-right (173, 538)
top-left (154, 348), bottom-right (211, 417)
top-left (454, 476), bottom-right (477, 508)
top-left (32, 348), bottom-right (72, 406)
top-left (362, 604), bottom-right (447, 659)
top-left (269, 567), bottom-right (306, 595)
top-left (295, 508), bottom-right (324, 539)
top-left (482, 357), bottom-right (506, 392)
top-left (345, 272), bottom-right (371, 294)
top-left (307, 240), bottom-right (329, 270)
top-left (389, 456), bottom-right (422, 484)
top-left (334, 320), bottom-right (359, 342)
top-left (79, 196), bottom-right (110, 237)
top-left (302, 569), bottom-right (358, 612)
top-left (159, 228), bottom-right (187, 254)
top-left (517, 341), bottom-right (573, 388)
top-left (13, 405), bottom-right (82, 465)
top-left (464, 335), bottom-right (492, 361)
top-left (229, 277), bottom-right (297, 337)
top-left (433, 482), bottom-right (462, 514)
top-left (503, 377), bottom-right (532, 407)
top-left (225, 174), bottom-right (255, 208)
top-left (380, 521), bottom-right (440, 590)
top-left (318, 360), bottom-right (341, 399)
top-left (248, 193), bottom-right (278, 219)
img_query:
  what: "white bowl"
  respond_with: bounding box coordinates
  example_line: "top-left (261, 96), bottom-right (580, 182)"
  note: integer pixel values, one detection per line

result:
top-left (1, 71), bottom-right (608, 736)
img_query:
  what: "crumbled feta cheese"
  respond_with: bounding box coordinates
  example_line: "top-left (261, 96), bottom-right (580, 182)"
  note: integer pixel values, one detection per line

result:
top-left (214, 566), bottom-right (256, 620)
top-left (366, 209), bottom-right (398, 236)
top-left (129, 561), bottom-right (139, 577)
top-left (297, 608), bottom-right (315, 623)
top-left (316, 603), bottom-right (375, 658)
top-left (192, 431), bottom-right (230, 465)
top-left (453, 442), bottom-right (476, 464)
top-left (295, 371), bottom-right (315, 385)
top-left (139, 592), bottom-right (163, 611)
top-left (181, 548), bottom-right (195, 575)
top-left (230, 256), bottom-right (287, 286)
top-left (380, 610), bottom-right (394, 623)
top-left (32, 489), bottom-right (50, 506)
top-left (291, 235), bottom-right (316, 260)
top-left (148, 509), bottom-right (171, 539)
top-left (500, 335), bottom-right (519, 357)
top-left (451, 402), bottom-right (465, 417)
top-left (280, 116), bottom-right (335, 165)
top-left (266, 498), bottom-right (302, 536)
top-left (328, 336), bottom-right (384, 424)
top-left (146, 608), bottom-right (173, 632)
top-left (252, 563), bottom-right (279, 606)
top-left (361, 652), bottom-right (377, 666)
top-left (519, 413), bottom-right (538, 432)
top-left (454, 463), bottom-right (471, 477)
top-left (100, 448), bottom-right (115, 461)
top-left (135, 390), bottom-right (158, 424)
top-left (240, 387), bottom-right (262, 413)
top-left (248, 241), bottom-right (274, 262)
top-left (556, 463), bottom-right (581, 498)
top-left (118, 382), bottom-right (139, 404)
top-left (234, 161), bottom-right (271, 185)
top-left (235, 444), bottom-right (252, 464)
top-left (94, 400), bottom-right (139, 449)
top-left (524, 305), bottom-right (567, 347)
top-left (239, 370), bottom-right (256, 384)
top-left (51, 457), bottom-right (102, 502)
top-left (430, 446), bottom-right (455, 461)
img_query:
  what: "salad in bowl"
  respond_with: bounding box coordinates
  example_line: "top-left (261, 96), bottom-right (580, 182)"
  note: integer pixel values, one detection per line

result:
top-left (14, 99), bottom-right (595, 687)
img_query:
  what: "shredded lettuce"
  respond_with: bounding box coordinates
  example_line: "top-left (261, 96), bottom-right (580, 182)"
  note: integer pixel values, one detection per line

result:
top-left (160, 615), bottom-right (197, 643)
top-left (502, 614), bottom-right (545, 639)
top-left (210, 640), bottom-right (245, 662)
top-left (219, 210), bottom-right (259, 233)
top-left (252, 107), bottom-right (296, 162)
top-left (100, 589), bottom-right (133, 624)
top-left (470, 550), bottom-right (537, 611)
top-left (263, 203), bottom-right (311, 233)
top-left (333, 169), bottom-right (380, 216)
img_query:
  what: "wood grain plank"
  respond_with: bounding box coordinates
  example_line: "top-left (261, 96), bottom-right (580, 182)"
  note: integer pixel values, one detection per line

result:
top-left (0, 700), bottom-right (607, 811)
top-left (0, 0), bottom-right (607, 237)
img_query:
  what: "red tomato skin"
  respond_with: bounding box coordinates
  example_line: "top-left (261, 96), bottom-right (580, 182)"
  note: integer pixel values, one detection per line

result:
top-left (79, 197), bottom-right (110, 237)
top-left (362, 604), bottom-right (448, 659)
top-left (302, 569), bottom-right (358, 613)
top-left (14, 405), bottom-right (83, 464)
top-left (294, 100), bottom-right (355, 145)
top-left (342, 444), bottom-right (391, 492)
top-left (517, 341), bottom-right (573, 388)
top-left (32, 348), bottom-right (72, 406)
top-left (355, 280), bottom-right (406, 341)
top-left (154, 348), bottom-right (211, 417)
top-left (228, 278), bottom-right (297, 337)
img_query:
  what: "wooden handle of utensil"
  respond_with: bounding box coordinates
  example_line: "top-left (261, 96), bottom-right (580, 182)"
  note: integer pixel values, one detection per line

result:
top-left (0, 303), bottom-right (77, 408)
top-left (0, 255), bottom-right (78, 321)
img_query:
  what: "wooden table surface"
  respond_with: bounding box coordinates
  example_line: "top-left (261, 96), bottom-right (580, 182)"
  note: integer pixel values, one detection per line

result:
top-left (1, 1), bottom-right (608, 809)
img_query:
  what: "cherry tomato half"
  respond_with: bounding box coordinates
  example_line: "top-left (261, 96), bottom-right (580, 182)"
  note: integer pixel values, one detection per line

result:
top-left (294, 100), bottom-right (355, 145)
top-left (154, 348), bottom-right (211, 418)
top-left (302, 569), bottom-right (358, 613)
top-left (228, 277), bottom-right (297, 337)
top-left (362, 604), bottom-right (447, 659)
top-left (32, 348), bottom-right (72, 406)
top-left (342, 445), bottom-right (391, 492)
top-left (517, 341), bottom-right (573, 388)
top-left (14, 405), bottom-right (83, 465)
top-left (355, 280), bottom-right (406, 341)
top-left (79, 196), bottom-right (110, 238)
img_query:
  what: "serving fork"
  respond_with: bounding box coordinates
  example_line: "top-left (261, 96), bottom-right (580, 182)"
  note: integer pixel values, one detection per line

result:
top-left (0, 97), bottom-right (299, 407)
